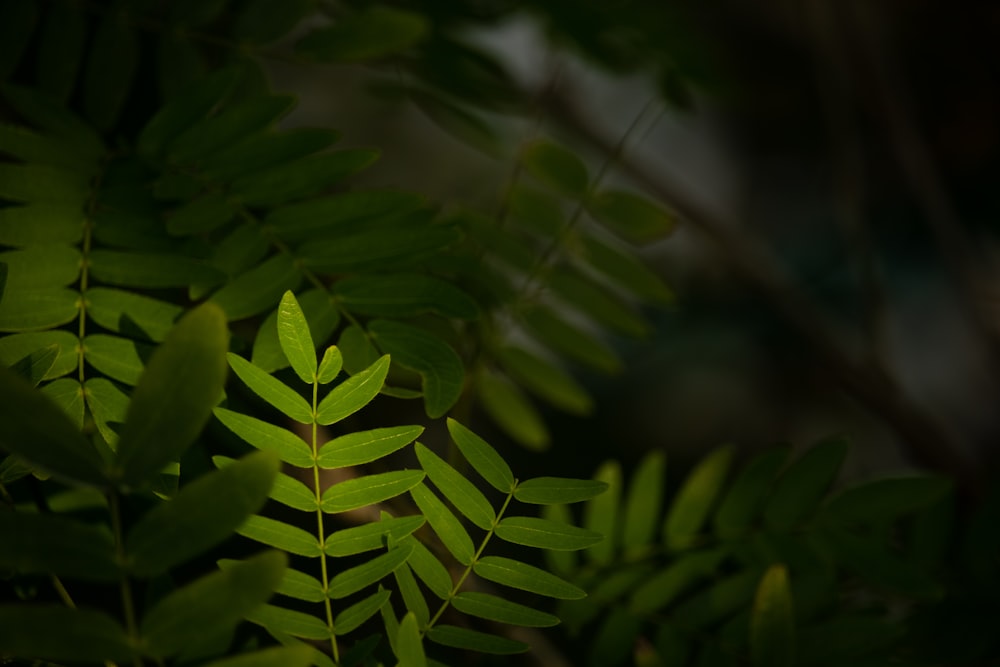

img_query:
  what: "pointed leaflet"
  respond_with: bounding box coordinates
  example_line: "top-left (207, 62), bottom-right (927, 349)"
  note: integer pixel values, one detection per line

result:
top-left (0, 203), bottom-right (84, 247)
top-left (85, 288), bottom-right (184, 343)
top-left (750, 565), bottom-right (795, 667)
top-left (410, 482), bottom-right (475, 566)
top-left (329, 542), bottom-right (414, 599)
top-left (427, 625), bottom-right (528, 655)
top-left (141, 551), bottom-right (287, 659)
top-left (0, 513), bottom-right (118, 581)
top-left (521, 140), bottom-right (589, 199)
top-left (276, 290), bottom-right (317, 384)
top-left (664, 445), bottom-right (734, 550)
top-left (113, 303), bottom-right (229, 489)
top-left (317, 346), bottom-right (342, 384)
top-left (84, 378), bottom-right (127, 444)
top-left (399, 535), bottom-right (453, 599)
top-left (622, 450), bottom-right (665, 556)
top-left (332, 273), bottom-right (479, 319)
top-left (474, 556), bottom-right (585, 600)
top-left (318, 424), bottom-right (423, 469)
top-left (713, 448), bottom-right (789, 539)
top-left (253, 288), bottom-right (340, 373)
top-left (395, 611), bottom-right (427, 667)
top-left (295, 6), bottom-right (428, 63)
top-left (515, 477), bottom-right (608, 505)
top-left (237, 515), bottom-right (322, 557)
top-left (200, 127), bottom-right (340, 182)
top-left (585, 461), bottom-right (622, 565)
top-left (764, 437), bottom-right (849, 530)
top-left (0, 605), bottom-right (133, 663)
top-left (496, 516), bottom-right (602, 551)
top-left (447, 418), bottom-right (514, 493)
top-left (453, 591), bottom-right (559, 628)
top-left (7, 343), bottom-right (58, 386)
top-left (338, 324), bottom-right (379, 374)
top-left (477, 368), bottom-right (549, 450)
top-left (321, 470), bottom-right (425, 513)
top-left (228, 353), bottom-right (313, 424)
top-left (245, 604), bottom-right (330, 640)
top-left (325, 516), bottom-right (426, 557)
top-left (0, 363), bottom-right (104, 487)
top-left (316, 354), bottom-right (389, 425)
top-left (126, 451), bottom-right (280, 576)
top-left (587, 189), bottom-right (677, 246)
top-left (168, 95), bottom-right (296, 164)
top-left (368, 319), bottom-right (463, 419)
top-left (335, 588), bottom-right (393, 635)
top-left (629, 548), bottom-right (729, 615)
top-left (415, 442), bottom-right (495, 530)
top-left (540, 504), bottom-right (577, 575)
top-left (214, 408), bottom-right (314, 468)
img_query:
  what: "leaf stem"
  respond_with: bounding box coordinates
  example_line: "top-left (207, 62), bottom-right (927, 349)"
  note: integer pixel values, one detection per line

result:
top-left (109, 492), bottom-right (143, 667)
top-left (310, 378), bottom-right (340, 663)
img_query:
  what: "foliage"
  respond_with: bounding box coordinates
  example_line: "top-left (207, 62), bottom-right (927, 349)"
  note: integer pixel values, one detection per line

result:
top-left (0, 1), bottom-right (998, 666)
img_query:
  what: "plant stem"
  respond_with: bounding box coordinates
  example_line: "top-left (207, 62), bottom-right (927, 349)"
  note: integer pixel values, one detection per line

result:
top-left (310, 379), bottom-right (340, 663)
top-left (109, 492), bottom-right (143, 667)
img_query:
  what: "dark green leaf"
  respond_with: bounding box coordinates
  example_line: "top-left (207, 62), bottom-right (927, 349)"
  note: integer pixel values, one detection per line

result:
top-left (166, 194), bottom-right (236, 236)
top-left (415, 442), bottom-right (495, 530)
top-left (8, 343), bottom-right (57, 386)
top-left (629, 548), bottom-right (728, 615)
top-left (823, 476), bottom-right (952, 525)
top-left (0, 513), bottom-right (118, 580)
top-left (496, 516), bottom-right (602, 550)
top-left (393, 562), bottom-right (429, 628)
top-left (169, 95), bottom-right (296, 164)
top-left (750, 565), bottom-right (795, 667)
top-left (237, 515), bottom-right (321, 557)
top-left (0, 331), bottom-right (78, 381)
top-left (211, 254), bottom-right (303, 321)
top-left (329, 543), bottom-right (413, 599)
top-left (0, 163), bottom-right (89, 205)
top-left (0, 203), bottom-right (84, 246)
top-left (337, 325), bottom-right (379, 375)
top-left (453, 591), bottom-right (559, 627)
top-left (446, 418), bottom-right (514, 494)
top-left (318, 424), bottom-right (422, 469)
top-left (579, 234), bottom-right (673, 303)
top-left (321, 470), bottom-right (425, 513)
top-left (113, 303), bottom-right (229, 489)
top-left (587, 189), bottom-right (676, 245)
top-left (228, 353), bottom-right (313, 424)
top-left (336, 588), bottom-right (393, 635)
top-left (474, 556), bottom-right (585, 599)
top-left (36, 1), bottom-right (87, 103)
top-left (298, 225), bottom-right (460, 274)
top-left (0, 605), bottom-right (133, 663)
top-left (83, 377), bottom-right (127, 444)
top-left (200, 127), bottom-right (340, 182)
top-left (127, 451), bottom-right (280, 576)
top-left (85, 287), bottom-right (183, 343)
top-left (266, 190), bottom-right (426, 243)
top-left (295, 7), bottom-right (428, 63)
top-left (584, 461), bottom-right (621, 564)
top-left (214, 407), bottom-right (314, 468)
top-left (664, 445), bottom-right (734, 550)
top-left (514, 476), bottom-right (608, 505)
top-left (325, 515), bottom-right (426, 557)
top-left (550, 266), bottom-right (649, 337)
top-left (233, 0), bottom-right (313, 45)
top-left (83, 334), bottom-right (150, 386)
top-left (278, 290), bottom-right (317, 383)
top-left (333, 273), bottom-right (478, 319)
top-left (0, 364), bottom-right (104, 486)
top-left (83, 13), bottom-right (137, 131)
top-left (521, 306), bottom-right (621, 374)
top-left (0, 245), bottom-right (81, 292)
top-left (764, 437), bottom-right (849, 530)
top-left (245, 604), bottom-right (330, 640)
top-left (0, 124), bottom-right (96, 174)
top-left (495, 346), bottom-right (593, 416)
top-left (477, 368), bottom-right (548, 450)
top-left (410, 482), bottom-right (475, 565)
top-left (232, 150), bottom-right (378, 207)
top-left (316, 354), bottom-right (389, 425)
top-left (521, 140), bottom-right (589, 198)
top-left (426, 625), bottom-right (528, 655)
top-left (622, 450), bottom-right (665, 556)
top-left (89, 250), bottom-right (223, 288)
top-left (713, 447), bottom-right (790, 539)
top-left (0, 84), bottom-right (103, 158)
top-left (399, 536), bottom-right (453, 599)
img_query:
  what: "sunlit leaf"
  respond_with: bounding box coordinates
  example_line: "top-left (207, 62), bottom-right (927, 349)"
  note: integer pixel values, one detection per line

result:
top-left (227, 353), bottom-right (313, 424)
top-left (395, 611), bottom-right (426, 667)
top-left (316, 354), bottom-right (389, 425)
top-left (393, 562), bottom-right (429, 628)
top-left (750, 565), bottom-right (795, 667)
top-left (336, 588), bottom-right (392, 635)
top-left (317, 346), bottom-right (342, 385)
top-left (0, 605), bottom-right (133, 663)
top-left (253, 288), bottom-right (339, 373)
top-left (399, 536), bottom-right (453, 599)
top-left (321, 470), bottom-right (425, 513)
top-left (214, 408), bottom-right (314, 468)
top-left (295, 7), bottom-right (428, 63)
top-left (410, 482), bottom-right (474, 565)
top-left (664, 445), bottom-right (734, 550)
top-left (474, 556), bottom-right (585, 600)
top-left (446, 418), bottom-right (514, 494)
top-left (415, 442), bottom-right (495, 530)
top-left (325, 515), bottom-right (426, 557)
top-left (277, 290), bottom-right (317, 384)
top-left (237, 515), bottom-right (321, 557)
top-left (329, 543), bottom-right (413, 599)
top-left (318, 424), bottom-right (422, 469)
top-left (245, 604), bottom-right (330, 640)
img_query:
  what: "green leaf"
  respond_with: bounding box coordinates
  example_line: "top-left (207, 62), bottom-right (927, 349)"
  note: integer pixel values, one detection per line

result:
top-left (277, 290), bottom-right (317, 384)
top-left (521, 306), bottom-right (622, 374)
top-left (253, 288), bottom-right (340, 373)
top-left (126, 451), bottom-right (280, 576)
top-left (83, 377), bottom-right (128, 444)
top-left (89, 250), bottom-right (223, 288)
top-left (169, 95), bottom-right (296, 164)
top-left (764, 437), bottom-right (849, 530)
top-left (0, 364), bottom-right (104, 486)
top-left (166, 193), bottom-right (236, 237)
top-left (267, 468), bottom-right (318, 511)
top-left (113, 303), bottom-right (229, 489)
top-left (0, 125), bottom-right (96, 174)
top-left (495, 346), bottom-right (592, 415)
top-left (318, 424), bottom-right (423, 469)
top-left (245, 604), bottom-right (330, 640)
top-left (316, 354), bottom-right (389, 425)
top-left (333, 273), bottom-right (479, 319)
top-left (321, 470), bottom-right (425, 513)
top-left (820, 523), bottom-right (942, 597)
top-left (202, 645), bottom-right (315, 667)
top-left (36, 0), bottom-right (87, 103)
top-left (8, 342), bottom-right (58, 387)
top-left (415, 442), bottom-right (495, 530)
top-left (317, 346), bottom-right (342, 384)
top-left (0, 284), bottom-right (80, 331)
top-left (410, 89), bottom-right (502, 157)
top-left (452, 592), bottom-right (559, 627)
top-left (0, 244), bottom-right (81, 290)
top-left (138, 66), bottom-right (242, 158)
top-left (233, 0), bottom-right (313, 45)
top-left (713, 448), bottom-right (789, 539)
top-left (823, 476), bottom-right (952, 525)
top-left (336, 588), bottom-right (393, 635)
top-left (496, 516), bottom-right (602, 551)
top-left (266, 190), bottom-right (427, 243)
top-left (142, 550), bottom-right (286, 658)
top-left (400, 535), bottom-right (453, 599)
top-left (295, 7), bottom-right (428, 63)
top-left (220, 559), bottom-right (325, 604)
top-left (325, 515), bottom-right (426, 557)
top-left (0, 203), bottom-right (84, 247)
top-left (629, 548), bottom-right (728, 615)
top-left (211, 254), bottom-right (304, 322)
top-left (514, 476), bottom-right (608, 506)
top-left (549, 266), bottom-right (649, 337)
top-left (83, 12), bottom-right (138, 131)
top-left (200, 127), bottom-right (340, 182)
top-left (0, 605), bottom-right (133, 663)
top-left (521, 140), bottom-right (589, 198)
top-left (214, 407), bottom-right (313, 468)
top-left (0, 513), bottom-right (118, 581)
top-left (664, 445), bottom-right (734, 550)
top-left (329, 543), bottom-right (414, 599)
top-left (83, 334), bottom-right (151, 386)
top-left (474, 556), bottom-right (585, 600)
top-left (368, 320), bottom-right (463, 419)
top-left (0, 84), bottom-right (104, 158)
top-left (0, 331), bottom-right (78, 381)
top-left (585, 461), bottom-right (622, 564)
top-left (446, 418), bottom-right (514, 494)
top-left (298, 225), bottom-right (460, 274)
top-left (410, 482), bottom-right (475, 565)
top-left (477, 368), bottom-right (549, 450)
top-left (86, 287), bottom-right (183, 343)
top-left (579, 234), bottom-right (673, 304)
top-left (393, 562), bottom-right (429, 628)
top-left (622, 450), bottom-right (665, 557)
top-left (750, 565), bottom-right (795, 667)
top-left (395, 611), bottom-right (427, 667)
top-left (232, 150), bottom-right (379, 207)
top-left (587, 189), bottom-right (677, 245)
top-left (337, 324), bottom-right (379, 375)
top-left (237, 515), bottom-right (322, 557)
top-left (228, 353), bottom-right (313, 424)
top-left (427, 625), bottom-right (528, 655)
